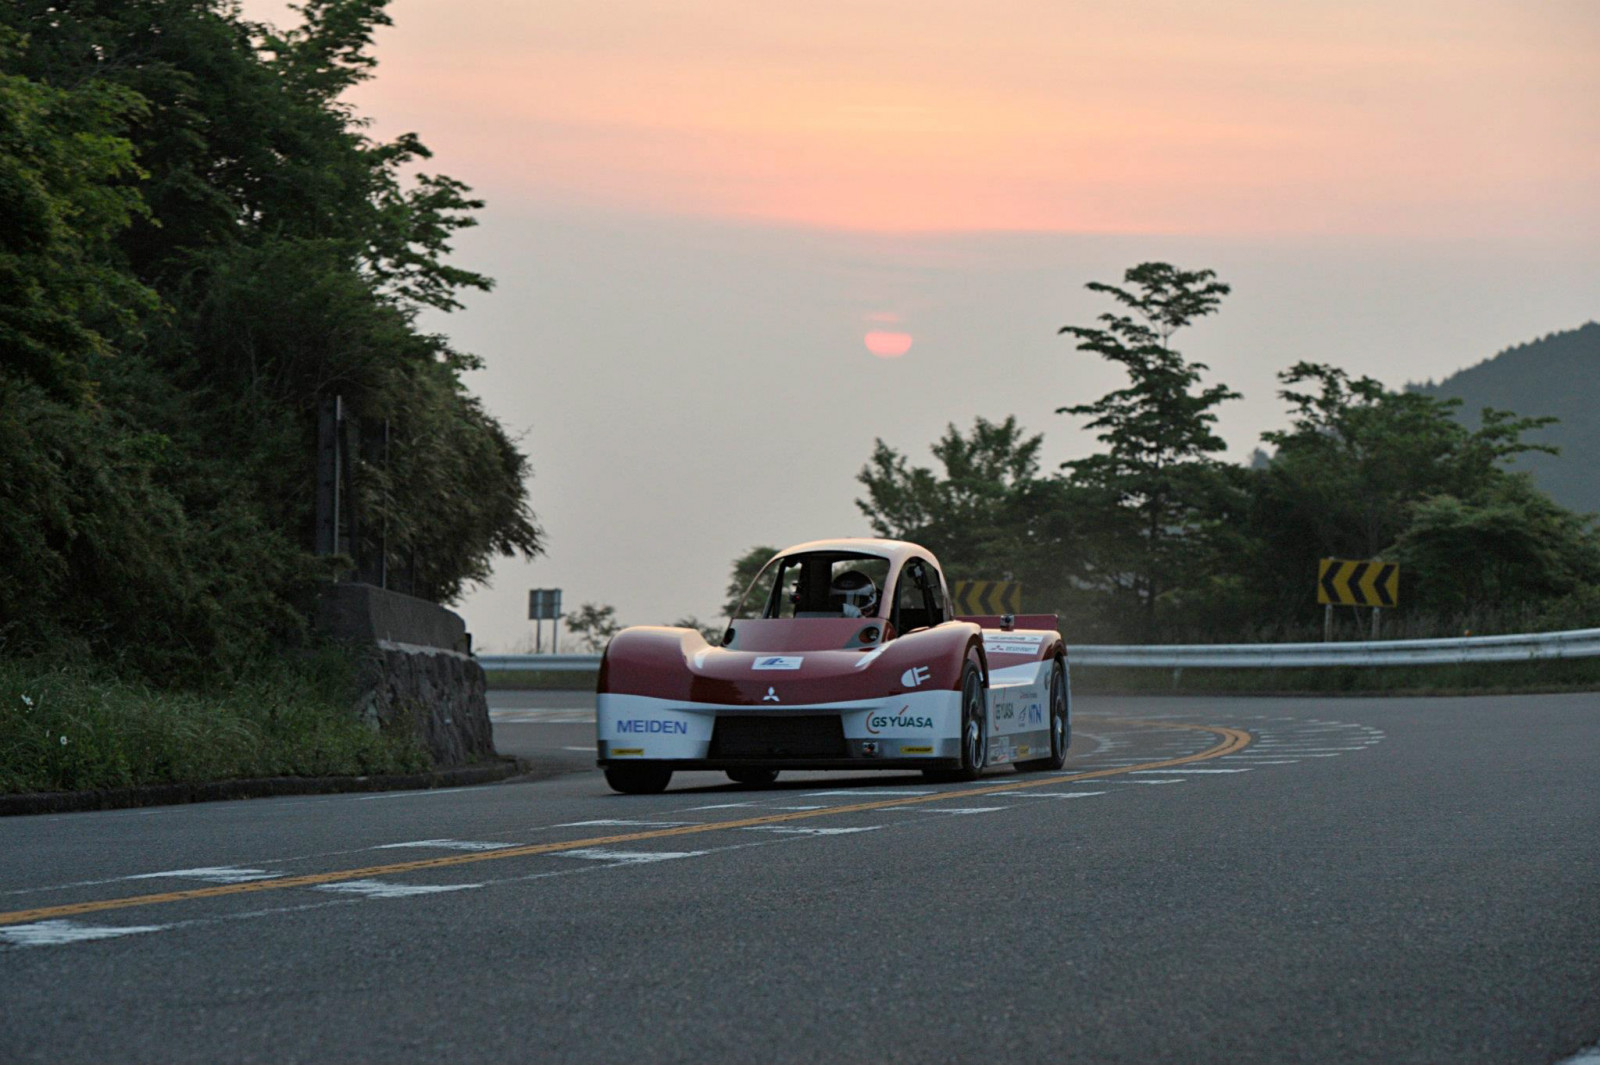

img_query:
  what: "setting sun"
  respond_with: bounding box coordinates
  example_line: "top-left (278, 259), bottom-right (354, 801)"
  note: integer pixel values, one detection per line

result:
top-left (864, 331), bottom-right (913, 358)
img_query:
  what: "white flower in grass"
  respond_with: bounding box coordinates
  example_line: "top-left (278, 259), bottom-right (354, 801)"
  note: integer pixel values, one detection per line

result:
top-left (20, 694), bottom-right (33, 708)
top-left (60, 735), bottom-right (68, 746)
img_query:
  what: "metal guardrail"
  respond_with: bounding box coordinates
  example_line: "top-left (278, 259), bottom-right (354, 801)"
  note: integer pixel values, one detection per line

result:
top-left (478, 654), bottom-right (602, 672)
top-left (477, 627), bottom-right (1600, 671)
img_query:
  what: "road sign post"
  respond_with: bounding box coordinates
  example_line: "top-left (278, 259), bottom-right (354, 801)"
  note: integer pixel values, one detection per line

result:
top-left (1318, 559), bottom-right (1399, 640)
top-left (951, 580), bottom-right (1023, 616)
top-left (528, 588), bottom-right (563, 654)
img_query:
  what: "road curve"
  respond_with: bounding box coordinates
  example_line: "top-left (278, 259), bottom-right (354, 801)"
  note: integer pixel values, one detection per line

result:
top-left (1, 691), bottom-right (1597, 1064)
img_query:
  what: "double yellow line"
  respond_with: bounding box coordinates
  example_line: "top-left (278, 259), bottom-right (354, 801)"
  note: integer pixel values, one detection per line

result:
top-left (0, 721), bottom-right (1250, 927)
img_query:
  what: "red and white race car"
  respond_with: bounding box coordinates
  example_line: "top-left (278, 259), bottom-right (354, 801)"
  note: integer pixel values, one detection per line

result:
top-left (596, 538), bottom-right (1070, 794)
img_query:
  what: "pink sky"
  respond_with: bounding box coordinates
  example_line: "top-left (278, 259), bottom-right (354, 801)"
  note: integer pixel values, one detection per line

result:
top-left (250, 0), bottom-right (1599, 239)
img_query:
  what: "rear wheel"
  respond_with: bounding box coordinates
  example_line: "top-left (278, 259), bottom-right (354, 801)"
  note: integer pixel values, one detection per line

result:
top-left (923, 658), bottom-right (987, 783)
top-left (726, 768), bottom-right (779, 787)
top-left (1017, 658), bottom-right (1069, 772)
top-left (604, 765), bottom-right (673, 794)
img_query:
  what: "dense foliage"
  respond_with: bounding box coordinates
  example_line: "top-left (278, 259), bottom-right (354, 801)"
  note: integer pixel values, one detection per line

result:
top-left (0, 2), bottom-right (542, 682)
top-left (852, 264), bottom-right (1599, 642)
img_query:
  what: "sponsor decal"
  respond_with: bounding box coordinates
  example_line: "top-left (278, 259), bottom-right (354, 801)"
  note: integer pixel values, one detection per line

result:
top-left (984, 640), bottom-right (1043, 656)
top-left (901, 746), bottom-right (934, 755)
top-left (752, 656), bottom-right (803, 670)
top-left (993, 699), bottom-right (1018, 722)
top-left (610, 748), bottom-right (644, 756)
top-left (615, 720), bottom-right (688, 735)
top-left (984, 632), bottom-right (1044, 645)
top-left (900, 665), bottom-right (931, 688)
top-left (763, 687), bottom-right (780, 702)
top-left (1025, 702), bottom-right (1044, 726)
top-left (864, 705), bottom-right (936, 735)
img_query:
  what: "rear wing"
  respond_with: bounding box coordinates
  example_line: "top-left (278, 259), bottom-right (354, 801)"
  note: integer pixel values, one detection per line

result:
top-left (955, 614), bottom-right (1059, 632)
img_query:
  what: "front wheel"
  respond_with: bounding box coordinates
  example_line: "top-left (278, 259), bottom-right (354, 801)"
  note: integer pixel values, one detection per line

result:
top-left (923, 659), bottom-right (987, 783)
top-left (1017, 657), bottom-right (1069, 772)
top-left (726, 768), bottom-right (779, 787)
top-left (604, 765), bottom-right (673, 794)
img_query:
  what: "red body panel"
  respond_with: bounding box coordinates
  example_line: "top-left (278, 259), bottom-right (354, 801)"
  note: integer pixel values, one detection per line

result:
top-left (600, 621), bottom-right (984, 706)
top-left (955, 614), bottom-right (1060, 633)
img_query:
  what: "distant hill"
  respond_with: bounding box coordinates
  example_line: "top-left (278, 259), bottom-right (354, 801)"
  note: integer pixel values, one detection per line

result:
top-left (1414, 322), bottom-right (1600, 516)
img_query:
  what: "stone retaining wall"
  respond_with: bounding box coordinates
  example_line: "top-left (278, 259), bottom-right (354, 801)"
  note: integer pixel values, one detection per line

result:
top-left (315, 583), bottom-right (495, 768)
top-left (355, 641), bottom-right (494, 767)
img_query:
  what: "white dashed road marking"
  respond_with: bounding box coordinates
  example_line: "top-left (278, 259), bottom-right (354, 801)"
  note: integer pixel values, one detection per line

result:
top-left (558, 849), bottom-right (709, 864)
top-left (556, 819), bottom-right (698, 828)
top-left (127, 867), bottom-right (282, 884)
top-left (0, 920), bottom-right (167, 947)
top-left (314, 880), bottom-right (482, 899)
top-left (1011, 791), bottom-right (1108, 799)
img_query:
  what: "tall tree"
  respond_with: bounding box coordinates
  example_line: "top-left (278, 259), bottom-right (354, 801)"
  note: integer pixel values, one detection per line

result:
top-left (0, 1), bottom-right (543, 678)
top-left (1057, 263), bottom-right (1239, 636)
top-left (1244, 362), bottom-right (1571, 623)
top-left (723, 545), bottom-right (779, 618)
top-left (857, 417), bottom-right (1085, 614)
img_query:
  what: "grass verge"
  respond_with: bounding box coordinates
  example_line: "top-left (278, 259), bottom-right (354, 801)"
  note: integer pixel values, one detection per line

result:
top-left (1, 647), bottom-right (430, 794)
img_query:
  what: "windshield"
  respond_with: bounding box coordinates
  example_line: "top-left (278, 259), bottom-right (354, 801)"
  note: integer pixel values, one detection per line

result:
top-left (735, 552), bottom-right (892, 620)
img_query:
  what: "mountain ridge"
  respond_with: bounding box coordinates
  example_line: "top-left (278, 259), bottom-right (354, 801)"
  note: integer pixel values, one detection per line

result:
top-left (1413, 321), bottom-right (1600, 516)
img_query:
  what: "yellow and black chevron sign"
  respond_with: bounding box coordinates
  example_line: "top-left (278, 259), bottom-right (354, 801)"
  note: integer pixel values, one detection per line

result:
top-left (1318, 558), bottom-right (1400, 607)
top-left (951, 580), bottom-right (1022, 615)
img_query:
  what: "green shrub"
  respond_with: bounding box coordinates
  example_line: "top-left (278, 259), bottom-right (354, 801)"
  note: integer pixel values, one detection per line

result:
top-left (0, 646), bottom-right (428, 794)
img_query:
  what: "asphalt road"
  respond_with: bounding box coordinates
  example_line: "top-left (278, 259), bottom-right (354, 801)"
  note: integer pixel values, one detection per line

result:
top-left (2, 691), bottom-right (1598, 1064)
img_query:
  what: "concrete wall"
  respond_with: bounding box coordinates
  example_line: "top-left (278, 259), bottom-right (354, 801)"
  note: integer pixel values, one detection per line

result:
top-left (316, 583), bottom-right (495, 768)
top-left (316, 582), bottom-right (470, 653)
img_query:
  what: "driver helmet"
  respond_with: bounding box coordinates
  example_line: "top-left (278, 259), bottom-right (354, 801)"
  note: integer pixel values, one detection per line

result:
top-left (830, 570), bottom-right (878, 618)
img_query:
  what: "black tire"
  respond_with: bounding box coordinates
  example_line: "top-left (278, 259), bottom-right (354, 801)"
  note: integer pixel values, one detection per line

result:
top-left (726, 768), bottom-right (780, 787)
top-left (1017, 657), bottom-right (1069, 772)
top-left (604, 765), bottom-right (673, 794)
top-left (923, 658), bottom-right (987, 783)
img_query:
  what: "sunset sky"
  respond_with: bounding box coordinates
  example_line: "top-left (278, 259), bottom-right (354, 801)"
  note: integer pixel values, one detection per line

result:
top-left (247, 0), bottom-right (1598, 646)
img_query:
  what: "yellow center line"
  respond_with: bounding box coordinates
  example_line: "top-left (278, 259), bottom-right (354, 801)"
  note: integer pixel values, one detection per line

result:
top-left (0, 719), bottom-right (1250, 927)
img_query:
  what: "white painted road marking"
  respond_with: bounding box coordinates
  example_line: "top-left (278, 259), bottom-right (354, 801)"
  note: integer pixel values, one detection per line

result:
top-left (489, 709), bottom-right (595, 723)
top-left (1010, 791), bottom-right (1108, 799)
top-left (127, 867), bottom-right (281, 884)
top-left (558, 849), bottom-right (709, 864)
top-left (375, 840), bottom-right (515, 852)
top-left (313, 880), bottom-right (481, 899)
top-left (0, 919), bottom-right (167, 947)
top-left (556, 819), bottom-right (698, 828)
